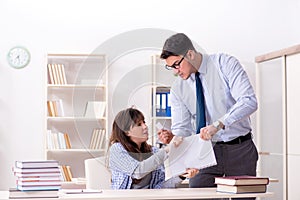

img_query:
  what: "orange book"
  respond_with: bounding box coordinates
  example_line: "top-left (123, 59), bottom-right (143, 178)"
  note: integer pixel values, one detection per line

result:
top-left (47, 101), bottom-right (55, 117)
top-left (52, 101), bottom-right (58, 117)
top-left (64, 133), bottom-right (71, 149)
top-left (62, 165), bottom-right (71, 182)
top-left (66, 166), bottom-right (73, 181)
top-left (59, 166), bottom-right (67, 182)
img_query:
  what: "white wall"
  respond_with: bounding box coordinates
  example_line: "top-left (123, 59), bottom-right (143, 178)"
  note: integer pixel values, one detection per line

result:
top-left (0, 0), bottom-right (299, 189)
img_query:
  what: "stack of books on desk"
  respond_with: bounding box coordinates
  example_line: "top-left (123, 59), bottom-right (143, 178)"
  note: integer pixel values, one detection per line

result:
top-left (10, 160), bottom-right (61, 198)
top-left (215, 175), bottom-right (269, 194)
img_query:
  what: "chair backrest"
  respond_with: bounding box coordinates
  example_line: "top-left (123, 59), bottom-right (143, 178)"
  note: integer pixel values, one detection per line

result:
top-left (84, 157), bottom-right (111, 189)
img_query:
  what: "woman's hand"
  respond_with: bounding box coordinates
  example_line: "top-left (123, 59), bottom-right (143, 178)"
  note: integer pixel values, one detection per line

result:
top-left (157, 129), bottom-right (174, 144)
top-left (164, 136), bottom-right (183, 153)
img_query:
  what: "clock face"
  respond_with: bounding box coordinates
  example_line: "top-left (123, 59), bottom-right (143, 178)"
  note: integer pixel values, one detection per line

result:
top-left (7, 46), bottom-right (31, 69)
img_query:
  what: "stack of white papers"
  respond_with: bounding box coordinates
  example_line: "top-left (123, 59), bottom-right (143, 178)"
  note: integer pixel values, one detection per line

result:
top-left (165, 135), bottom-right (217, 179)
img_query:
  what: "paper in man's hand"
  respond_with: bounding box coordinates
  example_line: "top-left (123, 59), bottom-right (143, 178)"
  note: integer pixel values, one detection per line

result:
top-left (166, 135), bottom-right (217, 178)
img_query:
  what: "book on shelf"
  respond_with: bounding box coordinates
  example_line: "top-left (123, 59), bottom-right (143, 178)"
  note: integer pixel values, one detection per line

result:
top-left (84, 101), bottom-right (106, 118)
top-left (47, 130), bottom-right (71, 150)
top-left (89, 128), bottom-right (106, 149)
top-left (216, 184), bottom-right (267, 194)
top-left (47, 64), bottom-right (55, 85)
top-left (50, 64), bottom-right (59, 85)
top-left (215, 176), bottom-right (269, 186)
top-left (47, 63), bottom-right (67, 85)
top-left (155, 87), bottom-right (171, 117)
top-left (64, 133), bottom-right (72, 149)
top-left (57, 64), bottom-right (66, 85)
top-left (47, 99), bottom-right (64, 117)
top-left (15, 160), bottom-right (59, 169)
top-left (9, 187), bottom-right (59, 199)
top-left (60, 165), bottom-right (73, 182)
top-left (51, 64), bottom-right (58, 85)
top-left (47, 101), bottom-right (55, 117)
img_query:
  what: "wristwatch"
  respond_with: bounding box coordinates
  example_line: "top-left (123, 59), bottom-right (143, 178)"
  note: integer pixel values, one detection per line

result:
top-left (212, 120), bottom-right (224, 131)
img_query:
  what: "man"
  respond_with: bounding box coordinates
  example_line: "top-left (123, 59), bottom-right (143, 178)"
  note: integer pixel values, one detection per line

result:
top-left (158, 33), bottom-right (258, 197)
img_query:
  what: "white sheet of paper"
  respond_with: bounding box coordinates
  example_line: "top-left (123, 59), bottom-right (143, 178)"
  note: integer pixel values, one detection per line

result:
top-left (166, 135), bottom-right (217, 178)
top-left (156, 121), bottom-right (171, 131)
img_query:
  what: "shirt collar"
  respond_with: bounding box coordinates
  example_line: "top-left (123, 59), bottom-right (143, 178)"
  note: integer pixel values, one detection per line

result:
top-left (191, 53), bottom-right (208, 81)
top-left (199, 53), bottom-right (208, 75)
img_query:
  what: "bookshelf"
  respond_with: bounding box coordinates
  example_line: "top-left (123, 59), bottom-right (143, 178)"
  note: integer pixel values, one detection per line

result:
top-left (255, 44), bottom-right (300, 200)
top-left (150, 55), bottom-right (177, 146)
top-left (46, 54), bottom-right (108, 182)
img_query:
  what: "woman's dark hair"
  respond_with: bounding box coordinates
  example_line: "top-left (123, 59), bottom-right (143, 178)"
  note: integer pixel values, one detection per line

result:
top-left (109, 108), bottom-right (152, 158)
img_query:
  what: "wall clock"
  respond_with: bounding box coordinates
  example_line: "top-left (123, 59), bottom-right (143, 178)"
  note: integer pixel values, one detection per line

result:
top-left (7, 46), bottom-right (31, 69)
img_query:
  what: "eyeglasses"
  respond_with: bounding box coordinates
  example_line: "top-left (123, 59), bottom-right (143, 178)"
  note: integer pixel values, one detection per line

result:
top-left (165, 52), bottom-right (187, 70)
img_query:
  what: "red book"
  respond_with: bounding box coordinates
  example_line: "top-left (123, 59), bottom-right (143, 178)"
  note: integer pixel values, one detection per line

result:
top-left (215, 176), bottom-right (269, 186)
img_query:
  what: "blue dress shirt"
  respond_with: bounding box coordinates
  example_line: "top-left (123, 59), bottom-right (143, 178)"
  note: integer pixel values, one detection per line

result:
top-left (170, 53), bottom-right (257, 142)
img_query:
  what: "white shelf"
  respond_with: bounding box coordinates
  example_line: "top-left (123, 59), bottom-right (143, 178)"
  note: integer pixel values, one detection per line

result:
top-left (151, 116), bottom-right (172, 120)
top-left (47, 117), bottom-right (106, 121)
top-left (48, 84), bottom-right (106, 88)
top-left (46, 54), bottom-right (108, 180)
top-left (46, 149), bottom-right (106, 153)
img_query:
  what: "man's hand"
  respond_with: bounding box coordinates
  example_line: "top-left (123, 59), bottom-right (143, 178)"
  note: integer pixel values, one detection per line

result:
top-left (170, 135), bottom-right (183, 147)
top-left (157, 129), bottom-right (174, 144)
top-left (199, 125), bottom-right (218, 140)
top-left (181, 168), bottom-right (199, 179)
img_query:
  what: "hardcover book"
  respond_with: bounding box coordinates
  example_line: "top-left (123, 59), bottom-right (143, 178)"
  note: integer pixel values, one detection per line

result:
top-left (217, 184), bottom-right (267, 194)
top-left (15, 160), bottom-right (59, 169)
top-left (13, 167), bottom-right (60, 173)
top-left (16, 185), bottom-right (61, 191)
top-left (215, 176), bottom-right (269, 186)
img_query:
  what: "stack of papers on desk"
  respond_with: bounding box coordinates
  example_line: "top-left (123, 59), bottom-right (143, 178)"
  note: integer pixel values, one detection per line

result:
top-left (165, 135), bottom-right (217, 178)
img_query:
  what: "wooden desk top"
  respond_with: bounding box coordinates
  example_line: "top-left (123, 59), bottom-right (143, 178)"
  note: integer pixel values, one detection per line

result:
top-left (1, 188), bottom-right (273, 200)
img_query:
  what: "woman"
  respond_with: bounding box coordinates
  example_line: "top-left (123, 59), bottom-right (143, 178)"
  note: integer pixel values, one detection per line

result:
top-left (108, 107), bottom-right (198, 189)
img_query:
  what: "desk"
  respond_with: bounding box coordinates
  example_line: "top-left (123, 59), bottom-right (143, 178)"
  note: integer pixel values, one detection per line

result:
top-left (1, 188), bottom-right (273, 200)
